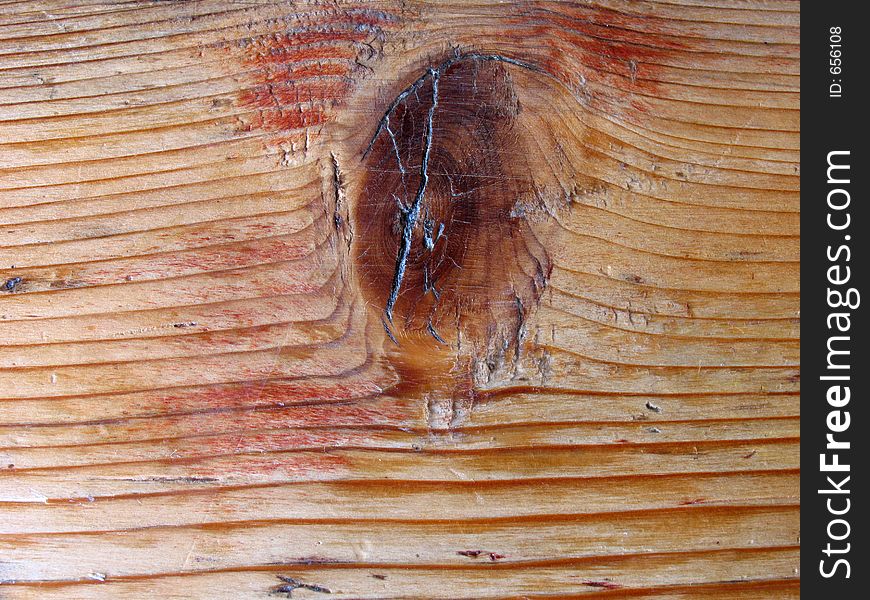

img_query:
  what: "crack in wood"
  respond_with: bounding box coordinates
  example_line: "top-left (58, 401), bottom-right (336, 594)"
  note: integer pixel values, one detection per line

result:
top-left (273, 575), bottom-right (332, 597)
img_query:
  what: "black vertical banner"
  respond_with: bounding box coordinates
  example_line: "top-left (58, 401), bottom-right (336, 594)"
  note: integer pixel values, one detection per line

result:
top-left (803, 2), bottom-right (868, 597)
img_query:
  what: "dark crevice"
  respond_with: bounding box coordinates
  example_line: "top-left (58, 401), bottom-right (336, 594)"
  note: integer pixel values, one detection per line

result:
top-left (273, 575), bottom-right (332, 597)
top-left (384, 67), bottom-right (440, 327)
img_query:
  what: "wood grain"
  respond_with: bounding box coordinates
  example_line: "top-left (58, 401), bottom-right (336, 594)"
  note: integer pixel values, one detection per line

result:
top-left (0, 1), bottom-right (799, 597)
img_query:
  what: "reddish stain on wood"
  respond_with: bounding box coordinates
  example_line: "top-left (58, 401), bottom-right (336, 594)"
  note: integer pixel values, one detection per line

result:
top-left (225, 9), bottom-right (397, 139)
top-left (241, 104), bottom-right (329, 134)
top-left (153, 380), bottom-right (385, 414)
top-left (497, 2), bottom-right (702, 119)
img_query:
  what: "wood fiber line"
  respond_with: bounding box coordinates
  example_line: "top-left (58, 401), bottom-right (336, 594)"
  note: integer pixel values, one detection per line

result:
top-left (0, 552), bottom-right (801, 599)
top-left (0, 1), bottom-right (799, 597)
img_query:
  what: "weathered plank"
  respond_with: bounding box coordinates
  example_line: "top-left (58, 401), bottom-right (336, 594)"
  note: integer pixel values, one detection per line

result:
top-left (0, 0), bottom-right (799, 597)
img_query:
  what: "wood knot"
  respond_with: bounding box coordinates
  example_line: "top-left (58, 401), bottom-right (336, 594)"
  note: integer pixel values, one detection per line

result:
top-left (354, 54), bottom-right (558, 356)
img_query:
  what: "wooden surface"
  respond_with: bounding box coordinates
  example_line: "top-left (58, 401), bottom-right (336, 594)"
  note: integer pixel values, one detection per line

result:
top-left (0, 1), bottom-right (799, 598)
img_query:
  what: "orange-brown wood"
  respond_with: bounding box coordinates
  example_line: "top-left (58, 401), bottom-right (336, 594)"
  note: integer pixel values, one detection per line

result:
top-left (0, 1), bottom-right (799, 597)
